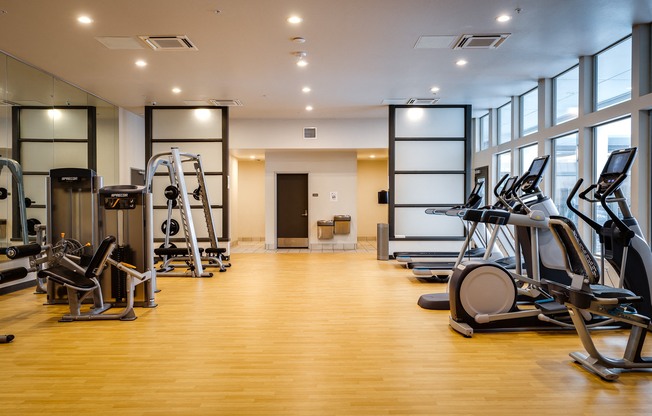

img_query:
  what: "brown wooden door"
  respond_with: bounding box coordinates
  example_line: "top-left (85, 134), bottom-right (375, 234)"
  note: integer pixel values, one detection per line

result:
top-left (276, 173), bottom-right (309, 248)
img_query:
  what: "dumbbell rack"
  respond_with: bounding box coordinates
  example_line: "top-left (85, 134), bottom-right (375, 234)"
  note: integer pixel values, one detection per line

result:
top-left (146, 147), bottom-right (219, 277)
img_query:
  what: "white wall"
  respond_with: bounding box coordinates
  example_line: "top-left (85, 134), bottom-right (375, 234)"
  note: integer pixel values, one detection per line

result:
top-left (231, 118), bottom-right (387, 150)
top-left (265, 151), bottom-right (357, 249)
top-left (118, 108), bottom-right (145, 185)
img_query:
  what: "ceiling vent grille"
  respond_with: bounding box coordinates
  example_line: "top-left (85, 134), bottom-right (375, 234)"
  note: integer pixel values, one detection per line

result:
top-left (208, 99), bottom-right (243, 107)
top-left (453, 34), bottom-right (510, 49)
top-left (139, 35), bottom-right (198, 51)
top-left (407, 98), bottom-right (440, 105)
top-left (303, 127), bottom-right (317, 139)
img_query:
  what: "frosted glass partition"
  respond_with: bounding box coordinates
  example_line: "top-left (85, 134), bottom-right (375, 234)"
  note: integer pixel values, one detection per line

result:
top-left (395, 107), bottom-right (465, 138)
top-left (20, 109), bottom-right (88, 139)
top-left (21, 142), bottom-right (55, 171)
top-left (395, 141), bottom-right (465, 171)
top-left (394, 208), bottom-right (464, 237)
top-left (389, 105), bottom-right (470, 244)
top-left (152, 142), bottom-right (222, 172)
top-left (53, 142), bottom-right (88, 168)
top-left (152, 108), bottom-right (223, 139)
top-left (394, 174), bottom-right (464, 205)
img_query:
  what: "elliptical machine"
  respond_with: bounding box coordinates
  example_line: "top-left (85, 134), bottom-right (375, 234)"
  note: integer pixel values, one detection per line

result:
top-left (445, 155), bottom-right (580, 336)
top-left (545, 147), bottom-right (652, 380)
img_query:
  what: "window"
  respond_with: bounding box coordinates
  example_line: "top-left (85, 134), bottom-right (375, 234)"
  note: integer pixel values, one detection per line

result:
top-left (497, 102), bottom-right (512, 145)
top-left (595, 36), bottom-right (632, 111)
top-left (552, 133), bottom-right (578, 223)
top-left (496, 151), bottom-right (511, 183)
top-left (479, 113), bottom-right (490, 151)
top-left (554, 65), bottom-right (579, 124)
top-left (519, 144), bottom-right (538, 174)
top-left (520, 88), bottom-right (538, 136)
top-left (592, 117), bottom-right (631, 251)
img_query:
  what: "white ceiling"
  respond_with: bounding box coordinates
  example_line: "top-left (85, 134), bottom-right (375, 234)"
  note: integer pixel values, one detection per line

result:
top-left (0, 0), bottom-right (650, 120)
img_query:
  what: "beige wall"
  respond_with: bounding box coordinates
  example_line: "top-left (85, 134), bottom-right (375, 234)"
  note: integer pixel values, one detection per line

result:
top-left (356, 159), bottom-right (388, 238)
top-left (236, 159), bottom-right (266, 240)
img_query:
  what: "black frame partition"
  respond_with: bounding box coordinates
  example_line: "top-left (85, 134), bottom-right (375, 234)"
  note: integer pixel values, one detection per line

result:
top-left (388, 105), bottom-right (472, 243)
top-left (144, 106), bottom-right (230, 244)
top-left (11, 106), bottom-right (96, 240)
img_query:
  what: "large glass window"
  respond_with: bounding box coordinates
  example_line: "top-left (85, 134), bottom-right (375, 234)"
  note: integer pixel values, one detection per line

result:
top-left (520, 88), bottom-right (538, 136)
top-left (552, 133), bottom-right (578, 222)
top-left (592, 117), bottom-right (632, 251)
top-left (496, 151), bottom-right (512, 183)
top-left (497, 102), bottom-right (512, 145)
top-left (554, 65), bottom-right (579, 124)
top-left (479, 113), bottom-right (490, 151)
top-left (595, 36), bottom-right (632, 111)
top-left (519, 144), bottom-right (538, 174)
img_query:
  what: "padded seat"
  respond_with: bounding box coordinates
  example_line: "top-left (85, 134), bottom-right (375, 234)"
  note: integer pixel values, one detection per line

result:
top-left (38, 266), bottom-right (97, 290)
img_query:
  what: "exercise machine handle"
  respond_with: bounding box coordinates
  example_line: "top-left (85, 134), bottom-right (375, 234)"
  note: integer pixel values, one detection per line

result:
top-left (566, 178), bottom-right (602, 233)
top-left (6, 243), bottom-right (42, 259)
top-left (599, 174), bottom-right (635, 240)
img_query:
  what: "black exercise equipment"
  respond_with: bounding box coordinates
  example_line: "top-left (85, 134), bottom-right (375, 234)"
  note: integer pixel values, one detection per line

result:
top-left (544, 147), bottom-right (652, 380)
top-left (161, 219), bottom-right (180, 236)
top-left (37, 235), bottom-right (154, 322)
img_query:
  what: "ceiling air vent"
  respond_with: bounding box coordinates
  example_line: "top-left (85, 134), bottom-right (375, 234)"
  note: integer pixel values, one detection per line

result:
top-left (303, 127), bottom-right (317, 139)
top-left (453, 34), bottom-right (510, 49)
top-left (407, 98), bottom-right (440, 105)
top-left (139, 35), bottom-right (198, 51)
top-left (208, 99), bottom-right (243, 107)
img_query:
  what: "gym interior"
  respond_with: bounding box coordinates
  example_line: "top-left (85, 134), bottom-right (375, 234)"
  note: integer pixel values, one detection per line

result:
top-left (1, 1), bottom-right (652, 414)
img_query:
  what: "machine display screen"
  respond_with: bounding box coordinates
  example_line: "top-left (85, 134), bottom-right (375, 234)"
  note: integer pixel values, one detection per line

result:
top-left (604, 149), bottom-right (634, 175)
top-left (528, 157), bottom-right (546, 177)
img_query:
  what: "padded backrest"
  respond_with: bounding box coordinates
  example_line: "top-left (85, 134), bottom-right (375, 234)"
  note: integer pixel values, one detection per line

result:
top-left (85, 235), bottom-right (116, 279)
top-left (548, 216), bottom-right (600, 284)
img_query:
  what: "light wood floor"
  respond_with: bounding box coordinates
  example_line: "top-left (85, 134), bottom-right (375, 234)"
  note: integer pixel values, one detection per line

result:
top-left (1, 252), bottom-right (651, 415)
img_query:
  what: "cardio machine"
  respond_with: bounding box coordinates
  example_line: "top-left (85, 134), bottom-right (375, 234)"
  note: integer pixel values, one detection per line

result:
top-left (545, 147), bottom-right (652, 380)
top-left (423, 155), bottom-right (586, 336)
top-left (409, 175), bottom-right (519, 281)
top-left (393, 180), bottom-right (488, 264)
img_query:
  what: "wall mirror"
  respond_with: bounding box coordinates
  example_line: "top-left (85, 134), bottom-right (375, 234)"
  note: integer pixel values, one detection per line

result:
top-left (0, 52), bottom-right (118, 257)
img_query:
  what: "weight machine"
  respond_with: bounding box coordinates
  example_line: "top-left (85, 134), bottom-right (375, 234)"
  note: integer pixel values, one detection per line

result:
top-left (146, 147), bottom-right (229, 277)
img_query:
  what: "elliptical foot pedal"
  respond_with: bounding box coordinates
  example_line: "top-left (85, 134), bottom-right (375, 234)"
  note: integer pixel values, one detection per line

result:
top-left (417, 293), bottom-right (450, 310)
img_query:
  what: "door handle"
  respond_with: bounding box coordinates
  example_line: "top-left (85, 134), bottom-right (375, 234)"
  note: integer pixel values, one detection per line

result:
top-left (301, 210), bottom-right (308, 217)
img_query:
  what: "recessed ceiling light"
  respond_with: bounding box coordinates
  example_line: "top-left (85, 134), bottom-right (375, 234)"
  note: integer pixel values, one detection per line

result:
top-left (292, 37), bottom-right (306, 43)
top-left (77, 15), bottom-right (93, 24)
top-left (287, 15), bottom-right (303, 24)
top-left (302, 86), bottom-right (311, 93)
top-left (370, 155), bottom-right (376, 159)
top-left (172, 87), bottom-right (181, 94)
top-left (306, 105), bottom-right (313, 111)
top-left (430, 86), bottom-right (440, 93)
top-left (135, 60), bottom-right (147, 67)
top-left (249, 155), bottom-right (256, 160)
top-left (297, 59), bottom-right (308, 67)
top-left (456, 59), bottom-right (468, 66)
top-left (496, 15), bottom-right (512, 22)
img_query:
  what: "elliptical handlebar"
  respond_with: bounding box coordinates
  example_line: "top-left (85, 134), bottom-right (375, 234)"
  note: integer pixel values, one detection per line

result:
top-left (566, 178), bottom-right (602, 233)
top-left (493, 174), bottom-right (509, 199)
top-left (599, 173), bottom-right (635, 240)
